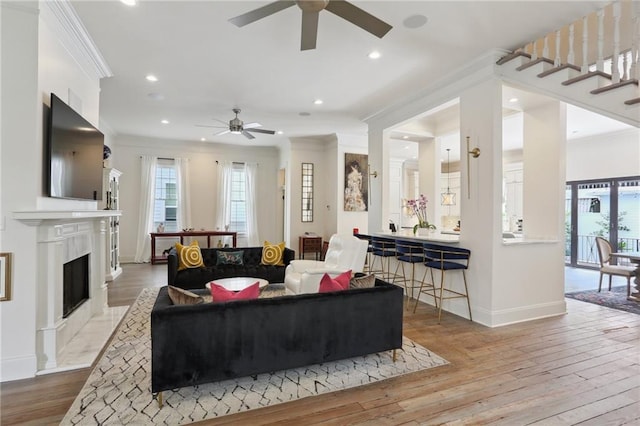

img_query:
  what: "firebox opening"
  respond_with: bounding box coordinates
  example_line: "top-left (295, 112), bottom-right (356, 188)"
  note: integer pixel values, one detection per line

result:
top-left (63, 254), bottom-right (89, 318)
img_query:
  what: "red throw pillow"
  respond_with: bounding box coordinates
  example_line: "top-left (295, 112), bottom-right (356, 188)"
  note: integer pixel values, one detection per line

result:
top-left (209, 282), bottom-right (260, 302)
top-left (318, 270), bottom-right (352, 293)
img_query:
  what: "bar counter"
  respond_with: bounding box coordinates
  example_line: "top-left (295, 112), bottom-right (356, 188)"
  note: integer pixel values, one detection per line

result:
top-left (366, 230), bottom-right (460, 244)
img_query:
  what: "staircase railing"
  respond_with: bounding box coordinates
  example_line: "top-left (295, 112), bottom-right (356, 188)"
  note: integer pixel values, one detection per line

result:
top-left (511, 0), bottom-right (639, 84)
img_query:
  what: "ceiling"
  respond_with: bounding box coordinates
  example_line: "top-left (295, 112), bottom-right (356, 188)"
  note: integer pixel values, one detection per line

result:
top-left (71, 1), bottom-right (613, 149)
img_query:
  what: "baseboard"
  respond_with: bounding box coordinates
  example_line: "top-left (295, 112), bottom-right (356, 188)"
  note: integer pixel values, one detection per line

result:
top-left (0, 354), bottom-right (37, 382)
top-left (474, 300), bottom-right (567, 327)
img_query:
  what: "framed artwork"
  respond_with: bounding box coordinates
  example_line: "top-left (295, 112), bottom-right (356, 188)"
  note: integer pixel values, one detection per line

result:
top-left (0, 252), bottom-right (12, 302)
top-left (344, 153), bottom-right (368, 211)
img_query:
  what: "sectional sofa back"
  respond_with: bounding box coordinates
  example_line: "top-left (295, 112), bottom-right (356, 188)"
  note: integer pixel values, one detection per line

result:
top-left (151, 279), bottom-right (404, 394)
top-left (168, 246), bottom-right (295, 289)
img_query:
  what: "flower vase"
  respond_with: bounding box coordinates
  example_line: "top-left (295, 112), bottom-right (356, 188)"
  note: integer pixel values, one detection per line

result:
top-left (417, 227), bottom-right (430, 236)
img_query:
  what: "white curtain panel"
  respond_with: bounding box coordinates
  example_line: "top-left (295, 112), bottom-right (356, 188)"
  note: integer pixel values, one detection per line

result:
top-left (134, 155), bottom-right (157, 263)
top-left (216, 161), bottom-right (233, 243)
top-left (175, 157), bottom-right (192, 231)
top-left (245, 162), bottom-right (260, 246)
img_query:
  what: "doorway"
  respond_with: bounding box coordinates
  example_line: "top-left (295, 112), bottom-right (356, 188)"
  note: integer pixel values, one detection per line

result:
top-left (565, 176), bottom-right (640, 268)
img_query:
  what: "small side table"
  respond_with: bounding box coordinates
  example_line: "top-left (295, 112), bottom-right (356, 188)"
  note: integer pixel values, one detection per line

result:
top-left (299, 235), bottom-right (322, 260)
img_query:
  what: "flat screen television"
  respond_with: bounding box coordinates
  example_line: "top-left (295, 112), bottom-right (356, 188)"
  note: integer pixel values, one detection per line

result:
top-left (47, 93), bottom-right (104, 201)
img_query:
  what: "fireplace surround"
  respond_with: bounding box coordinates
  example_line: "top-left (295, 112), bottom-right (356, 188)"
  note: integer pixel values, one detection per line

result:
top-left (14, 210), bottom-right (121, 373)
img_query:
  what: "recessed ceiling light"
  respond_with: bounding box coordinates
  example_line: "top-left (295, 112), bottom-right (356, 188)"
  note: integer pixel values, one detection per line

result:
top-left (200, 137), bottom-right (206, 141)
top-left (313, 99), bottom-right (323, 105)
top-left (368, 51), bottom-right (381, 59)
top-left (403, 14), bottom-right (428, 29)
top-left (120, 0), bottom-right (136, 6)
top-left (403, 135), bottom-right (409, 139)
top-left (509, 97), bottom-right (518, 103)
top-left (404, 146), bottom-right (409, 149)
top-left (277, 130), bottom-right (284, 135)
top-left (299, 112), bottom-right (311, 116)
top-left (146, 74), bottom-right (158, 82)
top-left (161, 119), bottom-right (169, 124)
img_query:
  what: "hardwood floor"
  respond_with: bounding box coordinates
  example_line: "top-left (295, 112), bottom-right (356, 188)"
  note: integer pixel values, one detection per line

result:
top-left (2, 264), bottom-right (639, 425)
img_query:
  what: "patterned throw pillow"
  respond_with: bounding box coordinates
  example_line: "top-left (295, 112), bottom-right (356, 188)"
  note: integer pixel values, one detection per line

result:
top-left (209, 282), bottom-right (260, 302)
top-left (318, 270), bottom-right (352, 293)
top-left (167, 285), bottom-right (204, 305)
top-left (350, 273), bottom-right (376, 289)
top-left (216, 250), bottom-right (244, 265)
top-left (261, 240), bottom-right (286, 266)
top-left (175, 240), bottom-right (205, 271)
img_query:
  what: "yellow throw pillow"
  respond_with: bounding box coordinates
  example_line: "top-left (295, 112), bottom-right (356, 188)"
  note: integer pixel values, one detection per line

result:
top-left (261, 240), bottom-right (285, 266)
top-left (175, 240), bottom-right (205, 271)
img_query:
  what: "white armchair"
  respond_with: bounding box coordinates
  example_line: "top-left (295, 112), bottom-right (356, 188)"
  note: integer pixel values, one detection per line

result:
top-left (284, 234), bottom-right (369, 294)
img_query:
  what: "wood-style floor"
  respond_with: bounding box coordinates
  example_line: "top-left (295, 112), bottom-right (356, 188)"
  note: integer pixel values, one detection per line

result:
top-left (2, 264), bottom-right (639, 425)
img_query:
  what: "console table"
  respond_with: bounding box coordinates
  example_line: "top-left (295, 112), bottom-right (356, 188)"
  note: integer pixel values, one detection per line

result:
top-left (299, 235), bottom-right (322, 260)
top-left (150, 231), bottom-right (237, 265)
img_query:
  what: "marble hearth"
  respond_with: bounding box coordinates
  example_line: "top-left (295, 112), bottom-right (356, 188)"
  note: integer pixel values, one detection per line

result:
top-left (14, 210), bottom-right (124, 374)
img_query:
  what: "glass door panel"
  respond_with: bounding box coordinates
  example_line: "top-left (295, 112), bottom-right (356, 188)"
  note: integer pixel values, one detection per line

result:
top-left (576, 181), bottom-right (610, 267)
top-left (617, 178), bottom-right (640, 254)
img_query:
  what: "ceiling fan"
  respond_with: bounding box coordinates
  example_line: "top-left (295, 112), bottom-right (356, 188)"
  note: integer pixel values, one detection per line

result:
top-left (196, 108), bottom-right (276, 140)
top-left (229, 0), bottom-right (392, 51)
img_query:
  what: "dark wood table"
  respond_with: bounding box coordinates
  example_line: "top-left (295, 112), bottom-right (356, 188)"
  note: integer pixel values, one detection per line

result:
top-left (611, 251), bottom-right (640, 301)
top-left (299, 235), bottom-right (322, 260)
top-left (150, 231), bottom-right (237, 264)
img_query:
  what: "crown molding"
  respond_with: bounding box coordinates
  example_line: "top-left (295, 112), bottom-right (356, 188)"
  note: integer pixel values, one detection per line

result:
top-left (40, 0), bottom-right (112, 80)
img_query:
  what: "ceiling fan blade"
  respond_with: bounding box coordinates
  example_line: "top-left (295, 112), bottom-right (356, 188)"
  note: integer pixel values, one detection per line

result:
top-left (246, 128), bottom-right (276, 135)
top-left (215, 129), bottom-right (230, 136)
top-left (301, 10), bottom-right (319, 51)
top-left (325, 0), bottom-right (392, 39)
top-left (229, 0), bottom-right (296, 27)
top-left (243, 122), bottom-right (262, 129)
top-left (195, 124), bottom-right (226, 128)
top-left (242, 131), bottom-right (256, 140)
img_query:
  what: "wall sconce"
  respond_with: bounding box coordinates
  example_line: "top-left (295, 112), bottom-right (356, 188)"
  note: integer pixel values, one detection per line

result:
top-left (367, 164), bottom-right (378, 206)
top-left (466, 136), bottom-right (480, 199)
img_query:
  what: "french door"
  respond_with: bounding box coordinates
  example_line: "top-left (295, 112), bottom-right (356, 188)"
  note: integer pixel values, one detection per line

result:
top-left (565, 176), bottom-right (640, 268)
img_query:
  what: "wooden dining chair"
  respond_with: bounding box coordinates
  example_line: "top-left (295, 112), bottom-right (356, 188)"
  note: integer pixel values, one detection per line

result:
top-left (595, 236), bottom-right (635, 296)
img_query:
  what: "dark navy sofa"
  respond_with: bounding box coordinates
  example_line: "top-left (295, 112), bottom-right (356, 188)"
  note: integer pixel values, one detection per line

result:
top-left (167, 246), bottom-right (295, 289)
top-left (150, 278), bottom-right (404, 398)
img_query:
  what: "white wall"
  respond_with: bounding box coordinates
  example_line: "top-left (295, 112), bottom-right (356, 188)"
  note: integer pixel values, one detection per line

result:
top-left (567, 128), bottom-right (640, 181)
top-left (111, 135), bottom-right (283, 262)
top-left (288, 137), bottom-right (329, 248)
top-left (1, 3), bottom-right (103, 381)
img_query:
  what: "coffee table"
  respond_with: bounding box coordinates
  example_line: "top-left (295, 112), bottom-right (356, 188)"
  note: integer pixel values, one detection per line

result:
top-left (206, 277), bottom-right (269, 292)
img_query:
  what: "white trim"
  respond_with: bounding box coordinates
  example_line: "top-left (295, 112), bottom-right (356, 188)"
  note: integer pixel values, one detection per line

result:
top-left (473, 301), bottom-right (567, 327)
top-left (40, 0), bottom-right (112, 80)
top-left (0, 355), bottom-right (38, 382)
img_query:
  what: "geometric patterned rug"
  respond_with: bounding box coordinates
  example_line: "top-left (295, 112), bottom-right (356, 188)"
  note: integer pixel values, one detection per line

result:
top-left (565, 286), bottom-right (640, 315)
top-left (61, 288), bottom-right (448, 425)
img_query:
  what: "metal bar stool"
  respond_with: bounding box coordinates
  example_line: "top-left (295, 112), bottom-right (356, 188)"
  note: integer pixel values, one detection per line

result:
top-left (393, 239), bottom-right (426, 306)
top-left (417, 243), bottom-right (472, 323)
top-left (370, 236), bottom-right (400, 282)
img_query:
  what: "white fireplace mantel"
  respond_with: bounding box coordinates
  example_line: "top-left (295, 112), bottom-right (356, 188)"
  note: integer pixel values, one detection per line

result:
top-left (13, 209), bottom-right (121, 373)
top-left (14, 209), bottom-right (121, 226)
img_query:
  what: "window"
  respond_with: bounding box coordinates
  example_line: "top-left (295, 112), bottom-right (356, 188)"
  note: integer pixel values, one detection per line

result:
top-left (154, 161), bottom-right (178, 232)
top-left (229, 163), bottom-right (247, 233)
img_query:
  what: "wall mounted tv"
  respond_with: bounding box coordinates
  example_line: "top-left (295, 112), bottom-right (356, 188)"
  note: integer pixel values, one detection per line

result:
top-left (47, 93), bottom-right (104, 201)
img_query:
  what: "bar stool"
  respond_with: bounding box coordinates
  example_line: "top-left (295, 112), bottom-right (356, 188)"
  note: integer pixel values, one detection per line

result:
top-left (393, 239), bottom-right (426, 306)
top-left (416, 243), bottom-right (472, 323)
top-left (370, 236), bottom-right (399, 282)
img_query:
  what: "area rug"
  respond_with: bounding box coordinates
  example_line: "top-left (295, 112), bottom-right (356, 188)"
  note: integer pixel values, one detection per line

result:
top-left (565, 286), bottom-right (640, 315)
top-left (62, 287), bottom-right (448, 425)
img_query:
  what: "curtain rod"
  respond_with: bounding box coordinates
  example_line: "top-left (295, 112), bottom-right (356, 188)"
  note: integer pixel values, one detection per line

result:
top-left (139, 156), bottom-right (174, 161)
top-left (216, 161), bottom-right (257, 165)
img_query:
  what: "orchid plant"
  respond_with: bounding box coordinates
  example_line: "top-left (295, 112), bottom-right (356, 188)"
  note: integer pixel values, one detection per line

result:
top-left (406, 194), bottom-right (436, 234)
